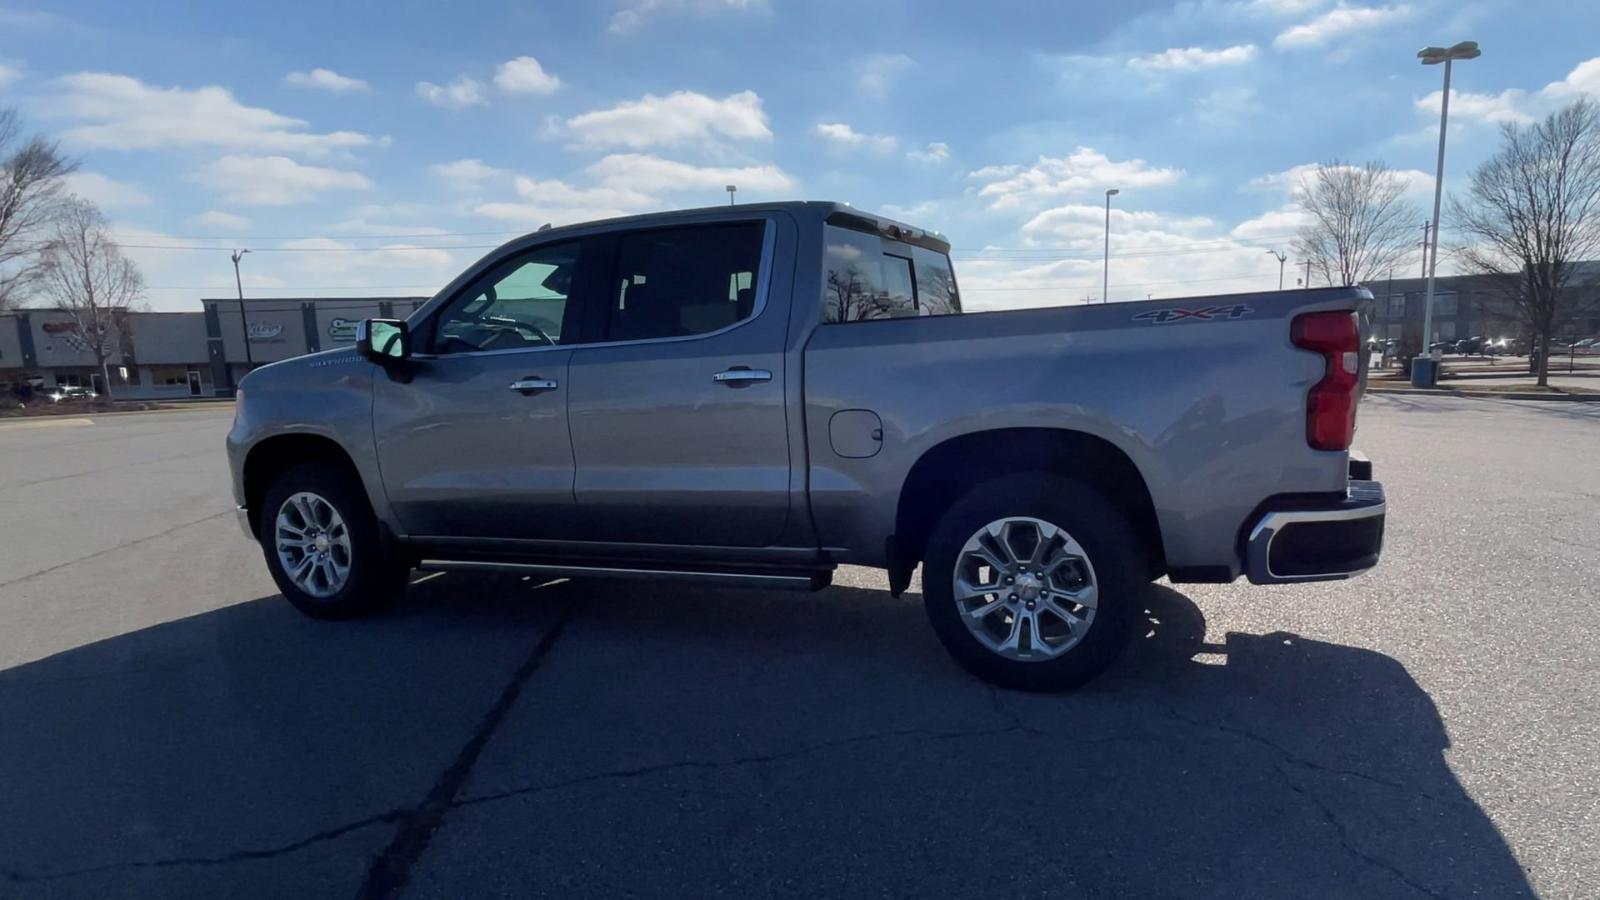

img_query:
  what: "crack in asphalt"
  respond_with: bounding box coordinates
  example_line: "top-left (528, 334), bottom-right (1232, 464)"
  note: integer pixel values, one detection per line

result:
top-left (1276, 765), bottom-right (1451, 900)
top-left (0, 510), bottom-right (234, 590)
top-left (353, 600), bottom-right (574, 900)
top-left (452, 692), bottom-right (1150, 812)
top-left (0, 809), bottom-right (409, 884)
top-left (0, 645), bottom-right (1472, 895)
top-left (1149, 697), bottom-right (1468, 809)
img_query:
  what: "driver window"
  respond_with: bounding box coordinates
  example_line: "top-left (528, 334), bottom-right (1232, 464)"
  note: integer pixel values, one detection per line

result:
top-left (433, 241), bottom-right (583, 354)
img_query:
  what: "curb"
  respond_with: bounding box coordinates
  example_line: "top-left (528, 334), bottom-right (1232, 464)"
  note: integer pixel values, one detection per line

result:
top-left (1368, 387), bottom-right (1600, 402)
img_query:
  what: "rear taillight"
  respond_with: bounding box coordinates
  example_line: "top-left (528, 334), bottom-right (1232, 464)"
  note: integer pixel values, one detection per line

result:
top-left (1291, 311), bottom-right (1360, 451)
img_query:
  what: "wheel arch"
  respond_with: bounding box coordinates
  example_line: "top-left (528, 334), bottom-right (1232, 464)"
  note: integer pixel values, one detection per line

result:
top-left (890, 427), bottom-right (1166, 593)
top-left (242, 432), bottom-right (364, 539)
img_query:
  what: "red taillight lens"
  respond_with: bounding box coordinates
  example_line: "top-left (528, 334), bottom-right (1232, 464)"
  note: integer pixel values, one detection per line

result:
top-left (1291, 311), bottom-right (1360, 451)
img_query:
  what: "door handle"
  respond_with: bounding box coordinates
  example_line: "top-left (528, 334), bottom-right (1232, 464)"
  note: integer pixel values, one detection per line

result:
top-left (713, 368), bottom-right (773, 386)
top-left (509, 377), bottom-right (559, 393)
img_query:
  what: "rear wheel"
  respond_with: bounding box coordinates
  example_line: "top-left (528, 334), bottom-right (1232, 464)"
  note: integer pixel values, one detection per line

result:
top-left (922, 474), bottom-right (1141, 691)
top-left (260, 462), bottom-right (406, 619)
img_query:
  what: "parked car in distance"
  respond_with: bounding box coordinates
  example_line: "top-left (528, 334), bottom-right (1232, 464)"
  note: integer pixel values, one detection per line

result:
top-left (46, 385), bottom-right (96, 403)
top-left (227, 201), bottom-right (1387, 691)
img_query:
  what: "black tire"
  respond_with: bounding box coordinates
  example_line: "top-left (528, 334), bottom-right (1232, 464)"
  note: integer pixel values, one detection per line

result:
top-left (922, 473), bottom-right (1142, 692)
top-left (259, 461), bottom-right (407, 619)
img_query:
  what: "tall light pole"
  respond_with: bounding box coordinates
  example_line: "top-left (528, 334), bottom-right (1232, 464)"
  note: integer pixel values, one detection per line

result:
top-left (1102, 188), bottom-right (1119, 303)
top-left (725, 184), bottom-right (737, 206)
top-left (1416, 40), bottom-right (1481, 386)
top-left (1266, 249), bottom-right (1287, 290)
top-left (231, 248), bottom-right (253, 370)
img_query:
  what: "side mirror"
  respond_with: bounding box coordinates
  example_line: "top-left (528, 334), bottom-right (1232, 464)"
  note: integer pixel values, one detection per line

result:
top-left (356, 318), bottom-right (411, 363)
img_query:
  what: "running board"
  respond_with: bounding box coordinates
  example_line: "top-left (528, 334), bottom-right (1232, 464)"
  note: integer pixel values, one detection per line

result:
top-left (415, 559), bottom-right (831, 591)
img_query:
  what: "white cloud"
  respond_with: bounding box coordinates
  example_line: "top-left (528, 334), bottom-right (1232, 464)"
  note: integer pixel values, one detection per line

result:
top-left (63, 172), bottom-right (150, 210)
top-left (880, 200), bottom-right (940, 221)
top-left (0, 62), bottom-right (19, 86)
top-left (1128, 44), bottom-right (1257, 71)
top-left (608, 0), bottom-right (766, 35)
top-left (189, 210), bottom-right (252, 231)
top-left (494, 56), bottom-right (561, 95)
top-left (1248, 161), bottom-right (1433, 202)
top-left (559, 89), bottom-right (771, 148)
top-left (1541, 57), bottom-right (1600, 100)
top-left (1274, 5), bottom-right (1411, 49)
top-left (1248, 0), bottom-right (1324, 13)
top-left (1021, 205), bottom-right (1215, 248)
top-left (969, 147), bottom-right (1183, 210)
top-left (416, 77), bottom-right (488, 109)
top-left (857, 53), bottom-right (917, 100)
top-left (1230, 205), bottom-right (1306, 241)
top-left (192, 155), bottom-right (372, 206)
top-left (584, 153), bottom-right (795, 194)
top-left (278, 237), bottom-right (454, 271)
top-left (53, 72), bottom-right (370, 155)
top-left (958, 204), bottom-right (1314, 309)
top-left (815, 122), bottom-right (897, 153)
top-left (1415, 88), bottom-right (1532, 125)
top-left (430, 158), bottom-right (508, 188)
top-left (907, 142), bottom-right (950, 163)
top-left (472, 153), bottom-right (795, 227)
top-left (284, 68), bottom-right (369, 93)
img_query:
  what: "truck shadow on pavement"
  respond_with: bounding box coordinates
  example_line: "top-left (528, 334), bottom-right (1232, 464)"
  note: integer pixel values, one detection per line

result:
top-left (0, 575), bottom-right (1533, 899)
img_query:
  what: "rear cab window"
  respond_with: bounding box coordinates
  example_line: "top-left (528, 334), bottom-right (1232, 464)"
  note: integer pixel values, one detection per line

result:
top-left (821, 223), bottom-right (961, 323)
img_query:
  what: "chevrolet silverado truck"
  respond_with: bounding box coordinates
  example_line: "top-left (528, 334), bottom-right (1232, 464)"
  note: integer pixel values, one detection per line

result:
top-left (227, 201), bottom-right (1385, 691)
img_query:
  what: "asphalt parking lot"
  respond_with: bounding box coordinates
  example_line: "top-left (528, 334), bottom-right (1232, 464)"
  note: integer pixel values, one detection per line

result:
top-left (1, 396), bottom-right (1596, 899)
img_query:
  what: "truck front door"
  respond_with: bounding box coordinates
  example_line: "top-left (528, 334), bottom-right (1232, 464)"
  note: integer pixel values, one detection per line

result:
top-left (373, 238), bottom-right (598, 540)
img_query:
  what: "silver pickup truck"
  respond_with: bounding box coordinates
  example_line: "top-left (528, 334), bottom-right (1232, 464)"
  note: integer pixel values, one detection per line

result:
top-left (228, 201), bottom-right (1385, 690)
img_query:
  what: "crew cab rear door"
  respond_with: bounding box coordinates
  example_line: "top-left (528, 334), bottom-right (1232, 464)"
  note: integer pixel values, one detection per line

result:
top-left (564, 216), bottom-right (791, 546)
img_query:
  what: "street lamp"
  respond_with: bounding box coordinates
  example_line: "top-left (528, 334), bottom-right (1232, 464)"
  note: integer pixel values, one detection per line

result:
top-left (1103, 188), bottom-right (1119, 304)
top-left (1266, 249), bottom-right (1287, 290)
top-left (231, 248), bottom-right (253, 371)
top-left (1415, 40), bottom-right (1481, 387)
top-left (726, 184), bottom-right (737, 206)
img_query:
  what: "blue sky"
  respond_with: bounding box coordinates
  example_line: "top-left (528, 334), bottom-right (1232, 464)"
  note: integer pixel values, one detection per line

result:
top-left (2, 0), bottom-right (1598, 311)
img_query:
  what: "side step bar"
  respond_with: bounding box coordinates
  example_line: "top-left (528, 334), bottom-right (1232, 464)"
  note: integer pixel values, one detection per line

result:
top-left (415, 559), bottom-right (833, 591)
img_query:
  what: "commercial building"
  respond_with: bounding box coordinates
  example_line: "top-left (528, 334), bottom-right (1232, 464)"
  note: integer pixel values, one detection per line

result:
top-left (1364, 268), bottom-right (1600, 346)
top-left (1, 296), bottom-right (427, 400)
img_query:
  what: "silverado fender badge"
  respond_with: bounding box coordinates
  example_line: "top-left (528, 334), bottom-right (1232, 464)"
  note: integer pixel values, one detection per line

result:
top-left (1132, 304), bottom-right (1254, 324)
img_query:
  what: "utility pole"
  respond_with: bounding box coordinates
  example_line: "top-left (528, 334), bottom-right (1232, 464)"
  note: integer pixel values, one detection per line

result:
top-left (231, 249), bottom-right (253, 370)
top-left (1266, 249), bottom-right (1287, 290)
top-left (1420, 221), bottom-right (1431, 277)
top-left (1303, 260), bottom-right (1313, 289)
top-left (1102, 188), bottom-right (1119, 304)
top-left (725, 184), bottom-right (737, 206)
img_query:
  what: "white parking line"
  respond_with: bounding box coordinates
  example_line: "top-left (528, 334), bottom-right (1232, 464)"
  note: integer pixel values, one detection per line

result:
top-left (0, 417), bottom-right (95, 431)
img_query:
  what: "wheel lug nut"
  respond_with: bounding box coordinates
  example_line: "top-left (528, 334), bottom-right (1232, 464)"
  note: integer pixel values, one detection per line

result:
top-left (1004, 576), bottom-right (1014, 584)
top-left (1026, 600), bottom-right (1037, 610)
top-left (1008, 593), bottom-right (1018, 602)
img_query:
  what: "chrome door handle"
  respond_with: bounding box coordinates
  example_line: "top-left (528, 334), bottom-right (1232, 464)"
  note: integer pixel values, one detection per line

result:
top-left (509, 377), bottom-right (558, 393)
top-left (713, 368), bottom-right (772, 385)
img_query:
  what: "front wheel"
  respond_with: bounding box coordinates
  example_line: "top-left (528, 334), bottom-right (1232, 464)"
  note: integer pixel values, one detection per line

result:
top-left (260, 461), bottom-right (407, 619)
top-left (922, 474), bottom-right (1142, 692)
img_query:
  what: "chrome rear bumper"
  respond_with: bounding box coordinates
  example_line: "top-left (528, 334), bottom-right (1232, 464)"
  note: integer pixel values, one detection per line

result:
top-left (1244, 480), bottom-right (1386, 584)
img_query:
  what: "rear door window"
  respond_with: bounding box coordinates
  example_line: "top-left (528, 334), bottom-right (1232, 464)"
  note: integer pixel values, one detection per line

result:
top-left (606, 222), bottom-right (766, 342)
top-left (821, 225), bottom-right (961, 323)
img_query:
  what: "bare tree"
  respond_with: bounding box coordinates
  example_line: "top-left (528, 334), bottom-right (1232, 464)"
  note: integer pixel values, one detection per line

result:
top-left (1451, 99), bottom-right (1600, 386)
top-left (38, 199), bottom-right (144, 398)
top-left (0, 107), bottom-right (78, 309)
top-left (1292, 160), bottom-right (1422, 288)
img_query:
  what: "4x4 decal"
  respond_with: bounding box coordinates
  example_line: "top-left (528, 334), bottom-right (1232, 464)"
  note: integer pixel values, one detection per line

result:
top-left (1132, 304), bottom-right (1254, 324)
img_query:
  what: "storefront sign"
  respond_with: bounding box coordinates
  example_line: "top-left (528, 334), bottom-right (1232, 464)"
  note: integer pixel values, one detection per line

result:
top-left (327, 317), bottom-right (360, 342)
top-left (247, 322), bottom-right (285, 342)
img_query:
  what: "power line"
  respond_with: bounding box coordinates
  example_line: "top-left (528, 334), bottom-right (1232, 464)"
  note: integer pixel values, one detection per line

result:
top-left (122, 243), bottom-right (499, 253)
